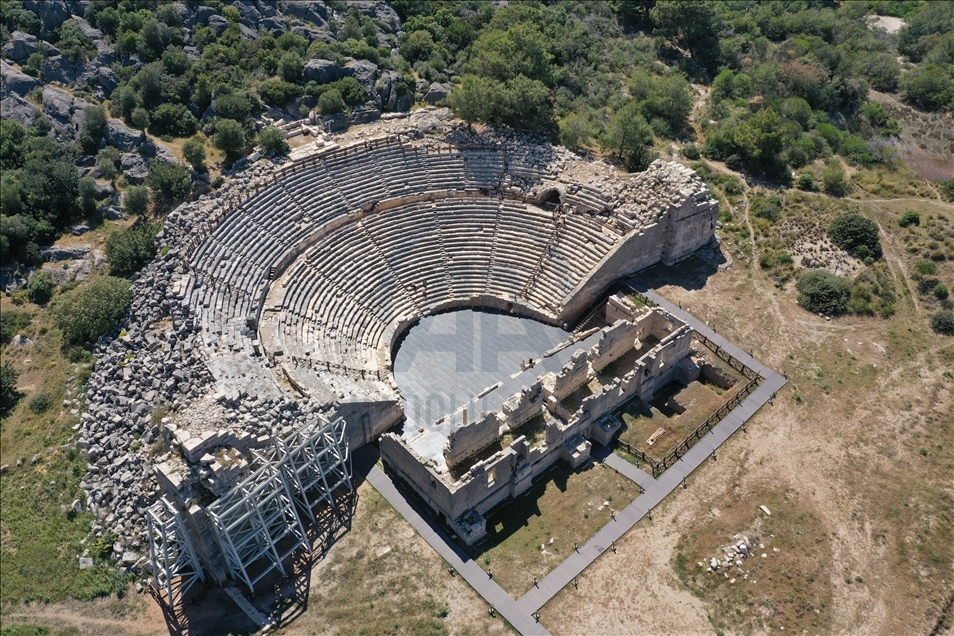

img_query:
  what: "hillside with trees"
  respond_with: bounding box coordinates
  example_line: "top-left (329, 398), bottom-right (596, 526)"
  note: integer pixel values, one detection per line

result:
top-left (0, 1), bottom-right (952, 634)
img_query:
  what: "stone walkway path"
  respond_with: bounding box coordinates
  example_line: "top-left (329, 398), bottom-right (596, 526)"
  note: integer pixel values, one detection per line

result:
top-left (353, 450), bottom-right (552, 636)
top-left (358, 283), bottom-right (787, 635)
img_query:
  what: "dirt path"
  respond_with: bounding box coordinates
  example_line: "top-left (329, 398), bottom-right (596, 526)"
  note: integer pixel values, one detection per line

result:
top-left (3, 597), bottom-right (168, 636)
top-left (876, 220), bottom-right (921, 316)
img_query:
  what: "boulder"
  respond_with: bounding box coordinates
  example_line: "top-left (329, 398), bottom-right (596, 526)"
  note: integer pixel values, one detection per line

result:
top-left (0, 61), bottom-right (40, 98)
top-left (424, 82), bottom-right (451, 105)
top-left (42, 85), bottom-right (74, 124)
top-left (1, 31), bottom-right (38, 62)
top-left (259, 17), bottom-right (288, 36)
top-left (0, 95), bottom-right (43, 127)
top-left (171, 3), bottom-right (196, 28)
top-left (281, 0), bottom-right (328, 26)
top-left (70, 15), bottom-right (103, 39)
top-left (303, 58), bottom-right (346, 84)
top-left (257, 1), bottom-right (278, 18)
top-left (41, 244), bottom-right (91, 261)
top-left (105, 118), bottom-right (144, 151)
top-left (152, 144), bottom-right (183, 166)
top-left (98, 66), bottom-right (117, 96)
top-left (70, 97), bottom-right (92, 132)
top-left (207, 14), bottom-right (229, 36)
top-left (100, 205), bottom-right (125, 221)
top-left (409, 110), bottom-right (443, 134)
top-left (350, 102), bottom-right (380, 124)
top-left (40, 55), bottom-right (72, 85)
top-left (23, 0), bottom-right (70, 37)
top-left (350, 0), bottom-right (401, 31)
top-left (345, 59), bottom-right (378, 93)
top-left (377, 70), bottom-right (412, 112)
top-left (195, 5), bottom-right (217, 25)
top-left (11, 334), bottom-right (33, 347)
top-left (290, 23), bottom-right (335, 43)
top-left (121, 153), bottom-right (149, 184)
top-left (236, 23), bottom-right (259, 41)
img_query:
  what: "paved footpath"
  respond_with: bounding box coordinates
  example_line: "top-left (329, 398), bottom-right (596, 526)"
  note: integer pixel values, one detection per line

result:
top-left (358, 282), bottom-right (787, 634)
top-left (353, 449), bottom-right (552, 636)
top-left (516, 282), bottom-right (788, 613)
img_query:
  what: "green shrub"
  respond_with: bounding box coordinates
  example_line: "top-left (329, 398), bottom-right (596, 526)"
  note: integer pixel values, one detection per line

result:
top-left (0, 309), bottom-right (31, 345)
top-left (899, 210), bottom-right (921, 227)
top-left (797, 270), bottom-right (852, 316)
top-left (257, 127), bottom-right (289, 156)
top-left (752, 194), bottom-right (782, 222)
top-left (0, 361), bottom-right (22, 415)
top-left (51, 276), bottom-right (132, 345)
top-left (145, 161), bottom-right (192, 203)
top-left (682, 143), bottom-right (700, 160)
top-left (829, 214), bottom-right (882, 258)
top-left (932, 309), bottom-right (954, 335)
top-left (29, 391), bottom-right (53, 414)
top-left (0, 625), bottom-right (49, 636)
top-left (96, 152), bottom-right (119, 181)
top-left (940, 179), bottom-right (954, 203)
top-left (122, 185), bottom-right (150, 216)
top-left (130, 107), bottom-right (150, 130)
top-left (26, 270), bottom-right (56, 304)
top-left (822, 160), bottom-right (848, 196)
top-left (318, 88), bottom-right (346, 115)
top-left (105, 222), bottom-right (159, 276)
top-left (182, 137), bottom-right (207, 172)
top-left (213, 118), bottom-right (248, 159)
top-left (149, 103), bottom-right (198, 138)
top-left (258, 80), bottom-right (304, 107)
top-left (916, 260), bottom-right (938, 276)
top-left (935, 284), bottom-right (950, 300)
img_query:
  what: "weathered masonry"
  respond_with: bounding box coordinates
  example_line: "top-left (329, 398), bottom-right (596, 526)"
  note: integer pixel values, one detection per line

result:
top-left (145, 118), bottom-right (719, 565)
top-left (380, 295), bottom-right (699, 544)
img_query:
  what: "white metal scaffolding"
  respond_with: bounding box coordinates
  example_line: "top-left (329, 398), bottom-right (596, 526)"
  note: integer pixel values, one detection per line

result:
top-left (147, 496), bottom-right (206, 606)
top-left (208, 459), bottom-right (310, 593)
top-left (147, 415), bottom-right (352, 602)
top-left (261, 415), bottom-right (352, 524)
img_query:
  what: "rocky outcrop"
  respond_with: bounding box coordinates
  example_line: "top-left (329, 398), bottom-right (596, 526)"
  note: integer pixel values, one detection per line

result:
top-left (105, 118), bottom-right (144, 151)
top-left (1, 31), bottom-right (38, 62)
top-left (0, 61), bottom-right (40, 98)
top-left (345, 59), bottom-right (378, 93)
top-left (0, 94), bottom-right (43, 127)
top-left (42, 85), bottom-right (73, 124)
top-left (303, 58), bottom-right (346, 84)
top-left (281, 0), bottom-right (328, 26)
top-left (121, 153), bottom-right (149, 184)
top-left (377, 71), bottom-right (412, 112)
top-left (424, 82), bottom-right (451, 105)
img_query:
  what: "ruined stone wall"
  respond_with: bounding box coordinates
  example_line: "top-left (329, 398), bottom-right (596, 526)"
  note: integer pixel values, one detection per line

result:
top-left (500, 381), bottom-right (545, 428)
top-left (558, 220), bottom-right (668, 322)
top-left (605, 294), bottom-right (642, 323)
top-left (545, 350), bottom-right (590, 401)
top-left (589, 318), bottom-right (643, 372)
top-left (443, 411), bottom-right (504, 468)
top-left (332, 398), bottom-right (403, 450)
top-left (661, 190), bottom-right (720, 265)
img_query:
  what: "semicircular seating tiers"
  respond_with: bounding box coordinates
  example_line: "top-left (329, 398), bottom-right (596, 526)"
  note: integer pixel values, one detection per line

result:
top-left (178, 130), bottom-right (718, 406)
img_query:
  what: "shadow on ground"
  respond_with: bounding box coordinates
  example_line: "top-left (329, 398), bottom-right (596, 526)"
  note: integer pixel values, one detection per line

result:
top-left (150, 487), bottom-right (357, 636)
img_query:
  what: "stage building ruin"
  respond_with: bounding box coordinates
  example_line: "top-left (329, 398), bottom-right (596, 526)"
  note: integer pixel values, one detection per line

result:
top-left (380, 294), bottom-right (700, 544)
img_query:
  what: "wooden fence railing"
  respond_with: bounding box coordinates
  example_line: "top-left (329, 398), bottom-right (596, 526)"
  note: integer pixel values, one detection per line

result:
top-left (613, 341), bottom-right (762, 478)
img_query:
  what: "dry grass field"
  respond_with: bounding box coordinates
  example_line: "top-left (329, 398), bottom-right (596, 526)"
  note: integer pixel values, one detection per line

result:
top-left (540, 185), bottom-right (954, 635)
top-left (462, 460), bottom-right (640, 598)
top-left (5, 190), bottom-right (952, 636)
